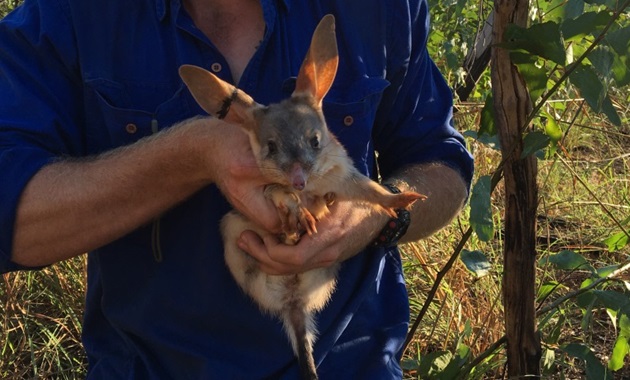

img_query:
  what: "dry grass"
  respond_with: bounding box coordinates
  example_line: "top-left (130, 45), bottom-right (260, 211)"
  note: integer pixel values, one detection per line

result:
top-left (0, 258), bottom-right (87, 379)
top-left (401, 98), bottom-right (630, 378)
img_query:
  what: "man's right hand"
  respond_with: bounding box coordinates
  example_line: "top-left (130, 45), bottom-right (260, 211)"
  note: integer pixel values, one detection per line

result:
top-left (201, 118), bottom-right (282, 234)
top-left (10, 116), bottom-right (281, 267)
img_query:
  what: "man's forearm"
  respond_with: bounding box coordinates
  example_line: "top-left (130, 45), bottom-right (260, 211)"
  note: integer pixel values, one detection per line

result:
top-left (388, 163), bottom-right (468, 243)
top-left (11, 119), bottom-right (217, 267)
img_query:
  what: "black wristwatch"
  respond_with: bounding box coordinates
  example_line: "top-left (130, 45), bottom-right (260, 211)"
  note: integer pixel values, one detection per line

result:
top-left (372, 184), bottom-right (411, 247)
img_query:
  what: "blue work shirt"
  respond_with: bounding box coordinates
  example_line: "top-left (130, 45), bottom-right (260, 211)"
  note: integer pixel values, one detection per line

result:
top-left (0, 0), bottom-right (473, 378)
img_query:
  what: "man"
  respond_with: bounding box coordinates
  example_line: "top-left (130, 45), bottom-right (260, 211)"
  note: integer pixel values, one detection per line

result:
top-left (0, 0), bottom-right (473, 378)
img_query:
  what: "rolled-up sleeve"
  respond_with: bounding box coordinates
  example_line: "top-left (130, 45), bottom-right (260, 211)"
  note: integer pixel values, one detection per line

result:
top-left (0, 0), bottom-right (82, 272)
top-left (373, 0), bottom-right (473, 188)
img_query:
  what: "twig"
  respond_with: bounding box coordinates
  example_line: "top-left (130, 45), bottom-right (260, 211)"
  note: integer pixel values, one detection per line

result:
top-left (570, 201), bottom-right (630, 210)
top-left (459, 335), bottom-right (508, 379)
top-left (565, 153), bottom-right (630, 165)
top-left (403, 227), bottom-right (473, 353)
top-left (556, 154), bottom-right (630, 240)
top-left (537, 259), bottom-right (630, 316)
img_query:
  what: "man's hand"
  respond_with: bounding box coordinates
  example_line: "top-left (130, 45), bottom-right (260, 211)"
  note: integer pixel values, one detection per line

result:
top-left (11, 116), bottom-right (282, 267)
top-left (206, 121), bottom-right (282, 233)
top-left (233, 163), bottom-right (469, 276)
top-left (236, 199), bottom-right (388, 275)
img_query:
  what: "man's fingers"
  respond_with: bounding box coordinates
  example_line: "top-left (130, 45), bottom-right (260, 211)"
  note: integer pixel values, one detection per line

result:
top-left (238, 230), bottom-right (316, 275)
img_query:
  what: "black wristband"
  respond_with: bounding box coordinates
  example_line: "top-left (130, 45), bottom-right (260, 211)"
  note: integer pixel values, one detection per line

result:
top-left (372, 184), bottom-right (411, 247)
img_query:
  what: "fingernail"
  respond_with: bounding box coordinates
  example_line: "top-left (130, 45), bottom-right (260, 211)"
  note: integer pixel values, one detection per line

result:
top-left (237, 238), bottom-right (247, 250)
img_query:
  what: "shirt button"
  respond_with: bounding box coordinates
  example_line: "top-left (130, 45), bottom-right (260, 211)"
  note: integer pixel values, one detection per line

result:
top-left (125, 123), bottom-right (138, 134)
top-left (211, 62), bottom-right (222, 72)
top-left (343, 115), bottom-right (354, 126)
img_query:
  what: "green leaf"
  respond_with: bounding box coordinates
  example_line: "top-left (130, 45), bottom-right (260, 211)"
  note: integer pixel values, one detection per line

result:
top-left (461, 250), bottom-right (492, 277)
top-left (564, 0), bottom-right (585, 20)
top-left (455, 0), bottom-right (467, 18)
top-left (584, 0), bottom-right (628, 11)
top-left (589, 46), bottom-right (615, 81)
top-left (597, 264), bottom-right (621, 278)
top-left (418, 350), bottom-right (453, 376)
top-left (503, 22), bottom-right (566, 65)
top-left (539, 250), bottom-right (593, 271)
top-left (620, 313), bottom-right (630, 336)
top-left (577, 279), bottom-right (596, 309)
top-left (512, 52), bottom-right (548, 102)
top-left (569, 63), bottom-right (621, 126)
top-left (593, 290), bottom-right (630, 315)
top-left (588, 44), bottom-right (630, 87)
top-left (542, 0), bottom-right (568, 23)
top-left (610, 52), bottom-right (630, 87)
top-left (609, 314), bottom-right (630, 371)
top-left (470, 175), bottom-right (494, 242)
top-left (604, 231), bottom-right (629, 251)
top-left (561, 11), bottom-right (612, 41)
top-left (609, 335), bottom-right (630, 371)
top-left (479, 94), bottom-right (496, 137)
top-left (521, 131), bottom-right (550, 159)
top-left (438, 344), bottom-right (471, 380)
top-left (537, 280), bottom-right (562, 302)
top-left (548, 314), bottom-right (566, 345)
top-left (542, 111), bottom-right (563, 145)
top-left (562, 343), bottom-right (613, 379)
top-left (605, 26), bottom-right (630, 57)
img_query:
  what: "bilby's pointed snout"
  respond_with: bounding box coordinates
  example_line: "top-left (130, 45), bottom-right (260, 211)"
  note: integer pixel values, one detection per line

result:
top-left (290, 163), bottom-right (307, 190)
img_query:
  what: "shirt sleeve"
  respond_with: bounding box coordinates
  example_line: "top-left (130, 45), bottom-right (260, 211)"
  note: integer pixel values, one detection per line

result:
top-left (373, 0), bottom-right (474, 188)
top-left (0, 0), bottom-right (83, 272)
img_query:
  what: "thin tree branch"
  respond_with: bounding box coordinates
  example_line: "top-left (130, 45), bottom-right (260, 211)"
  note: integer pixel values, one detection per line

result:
top-left (403, 227), bottom-right (474, 354)
top-left (537, 259), bottom-right (630, 316)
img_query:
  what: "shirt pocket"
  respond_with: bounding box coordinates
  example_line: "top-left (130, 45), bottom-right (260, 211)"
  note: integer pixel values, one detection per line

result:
top-left (321, 77), bottom-right (390, 174)
top-left (283, 76), bottom-right (390, 174)
top-left (83, 78), bottom-right (194, 154)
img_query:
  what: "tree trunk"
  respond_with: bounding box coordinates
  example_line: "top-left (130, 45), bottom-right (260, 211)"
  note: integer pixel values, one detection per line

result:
top-left (491, 0), bottom-right (542, 377)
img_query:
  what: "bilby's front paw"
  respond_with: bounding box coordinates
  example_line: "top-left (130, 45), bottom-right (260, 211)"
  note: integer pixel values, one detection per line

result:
top-left (324, 192), bottom-right (336, 206)
top-left (298, 206), bottom-right (318, 235)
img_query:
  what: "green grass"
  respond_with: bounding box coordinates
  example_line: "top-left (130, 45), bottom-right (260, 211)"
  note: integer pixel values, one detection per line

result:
top-left (401, 97), bottom-right (630, 378)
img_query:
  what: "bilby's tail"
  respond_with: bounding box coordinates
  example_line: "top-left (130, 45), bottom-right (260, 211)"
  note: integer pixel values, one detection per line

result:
top-left (282, 301), bottom-right (318, 380)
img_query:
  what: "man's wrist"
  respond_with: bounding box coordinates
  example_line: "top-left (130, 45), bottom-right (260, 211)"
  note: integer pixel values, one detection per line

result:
top-left (371, 184), bottom-right (411, 247)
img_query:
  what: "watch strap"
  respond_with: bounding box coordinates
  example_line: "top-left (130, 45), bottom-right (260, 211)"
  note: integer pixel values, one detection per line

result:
top-left (372, 184), bottom-right (411, 247)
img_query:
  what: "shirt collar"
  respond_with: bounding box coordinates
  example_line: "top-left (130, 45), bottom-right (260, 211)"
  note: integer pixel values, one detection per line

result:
top-left (155, 0), bottom-right (289, 22)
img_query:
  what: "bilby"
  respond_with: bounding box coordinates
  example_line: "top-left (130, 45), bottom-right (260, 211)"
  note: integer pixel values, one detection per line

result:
top-left (179, 15), bottom-right (425, 380)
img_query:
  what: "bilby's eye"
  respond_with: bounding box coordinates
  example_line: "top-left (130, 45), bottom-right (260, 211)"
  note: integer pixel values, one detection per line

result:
top-left (310, 136), bottom-right (320, 149)
top-left (267, 140), bottom-right (278, 155)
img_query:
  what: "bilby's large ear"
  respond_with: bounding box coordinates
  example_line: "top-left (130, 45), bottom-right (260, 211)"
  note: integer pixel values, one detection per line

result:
top-left (179, 64), bottom-right (258, 124)
top-left (293, 14), bottom-right (338, 106)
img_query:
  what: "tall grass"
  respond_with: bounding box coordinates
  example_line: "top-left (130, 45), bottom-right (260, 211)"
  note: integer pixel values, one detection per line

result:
top-left (401, 97), bottom-right (630, 378)
top-left (1, 258), bottom-right (87, 379)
